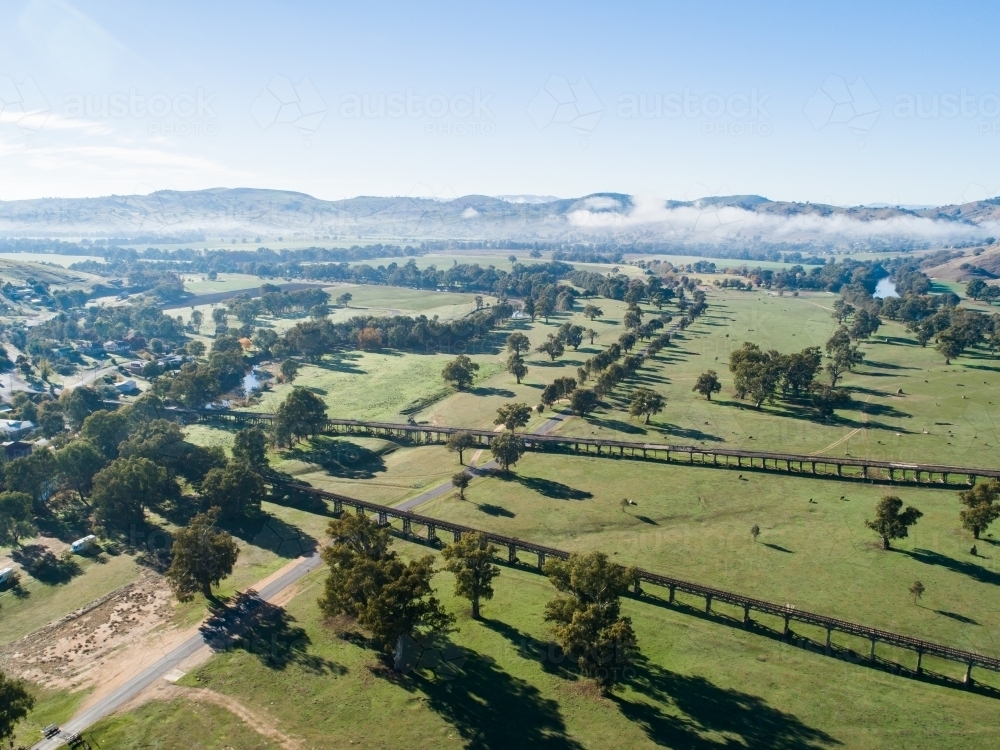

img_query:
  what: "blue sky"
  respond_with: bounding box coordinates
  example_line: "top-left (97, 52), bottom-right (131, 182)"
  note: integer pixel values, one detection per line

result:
top-left (1, 0), bottom-right (998, 205)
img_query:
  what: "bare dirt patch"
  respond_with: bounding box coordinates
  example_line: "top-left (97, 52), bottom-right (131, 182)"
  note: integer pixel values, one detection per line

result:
top-left (0, 569), bottom-right (173, 691)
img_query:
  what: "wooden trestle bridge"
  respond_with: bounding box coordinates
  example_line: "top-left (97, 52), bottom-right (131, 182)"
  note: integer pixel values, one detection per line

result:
top-left (181, 408), bottom-right (1000, 488)
top-left (287, 482), bottom-right (1000, 687)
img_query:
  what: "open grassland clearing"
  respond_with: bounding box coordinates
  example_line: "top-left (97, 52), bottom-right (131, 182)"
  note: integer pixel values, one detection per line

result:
top-left (182, 272), bottom-right (271, 295)
top-left (0, 252), bottom-right (105, 267)
top-left (252, 350), bottom-right (502, 423)
top-left (173, 281), bottom-right (481, 339)
top-left (78, 541), bottom-right (1000, 749)
top-left (554, 290), bottom-right (1000, 467)
top-left (186, 423), bottom-right (474, 507)
top-left (419, 451), bottom-right (1000, 657)
top-left (0, 257), bottom-right (102, 288)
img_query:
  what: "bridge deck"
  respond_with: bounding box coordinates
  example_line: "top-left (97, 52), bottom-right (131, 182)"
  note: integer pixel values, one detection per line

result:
top-left (184, 409), bottom-right (1000, 485)
top-left (289, 482), bottom-right (1000, 679)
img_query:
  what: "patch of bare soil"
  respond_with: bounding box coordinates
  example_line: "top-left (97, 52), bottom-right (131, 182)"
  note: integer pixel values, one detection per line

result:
top-left (0, 569), bottom-right (173, 691)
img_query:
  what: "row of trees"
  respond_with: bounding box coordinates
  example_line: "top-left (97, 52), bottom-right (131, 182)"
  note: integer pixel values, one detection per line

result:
top-left (318, 513), bottom-right (638, 689)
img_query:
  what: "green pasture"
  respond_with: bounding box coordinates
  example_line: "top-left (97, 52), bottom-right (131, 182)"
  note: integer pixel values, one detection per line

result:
top-left (79, 539), bottom-right (1000, 749)
top-left (419, 451), bottom-right (1000, 656)
top-left (549, 290), bottom-right (1000, 467)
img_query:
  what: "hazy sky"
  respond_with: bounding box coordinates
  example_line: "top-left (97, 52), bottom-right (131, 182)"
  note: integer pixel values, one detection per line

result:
top-left (1, 0), bottom-right (998, 205)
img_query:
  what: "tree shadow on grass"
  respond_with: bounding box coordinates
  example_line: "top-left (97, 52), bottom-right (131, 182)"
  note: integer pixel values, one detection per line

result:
top-left (222, 513), bottom-right (318, 558)
top-left (497, 473), bottom-right (593, 501)
top-left (312, 354), bottom-right (367, 375)
top-left (761, 543), bottom-right (794, 553)
top-left (11, 544), bottom-right (82, 585)
top-left (471, 386), bottom-right (516, 397)
top-left (474, 503), bottom-right (515, 518)
top-left (389, 638), bottom-right (584, 750)
top-left (585, 416), bottom-right (647, 435)
top-left (650, 423), bottom-right (725, 443)
top-left (287, 436), bottom-right (387, 479)
top-left (934, 610), bottom-right (980, 625)
top-left (155, 492), bottom-right (206, 528)
top-left (898, 548), bottom-right (1000, 586)
top-left (615, 655), bottom-right (840, 749)
top-left (862, 360), bottom-right (918, 371)
top-left (201, 591), bottom-right (345, 675)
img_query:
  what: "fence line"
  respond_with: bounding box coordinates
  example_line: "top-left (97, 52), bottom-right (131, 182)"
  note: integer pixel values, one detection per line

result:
top-left (286, 482), bottom-right (1000, 686)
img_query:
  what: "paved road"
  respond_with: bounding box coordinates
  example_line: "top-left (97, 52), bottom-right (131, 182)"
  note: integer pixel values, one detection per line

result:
top-left (60, 365), bottom-right (119, 392)
top-left (31, 552), bottom-right (324, 750)
top-left (394, 409), bottom-right (572, 512)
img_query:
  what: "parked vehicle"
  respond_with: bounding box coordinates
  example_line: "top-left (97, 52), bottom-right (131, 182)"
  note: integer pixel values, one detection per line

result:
top-left (70, 535), bottom-right (97, 554)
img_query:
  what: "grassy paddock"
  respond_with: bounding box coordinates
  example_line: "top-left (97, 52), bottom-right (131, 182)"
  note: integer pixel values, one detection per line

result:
top-left (418, 452), bottom-right (1000, 656)
top-left (82, 541), bottom-right (1000, 749)
top-left (554, 290), bottom-right (1000, 467)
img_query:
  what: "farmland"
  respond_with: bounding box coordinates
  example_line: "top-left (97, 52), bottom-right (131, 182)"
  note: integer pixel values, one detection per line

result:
top-left (4, 259), bottom-right (1000, 749)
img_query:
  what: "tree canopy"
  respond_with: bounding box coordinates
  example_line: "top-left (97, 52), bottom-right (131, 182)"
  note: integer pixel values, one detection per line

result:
top-left (91, 456), bottom-right (173, 534)
top-left (543, 551), bottom-right (639, 691)
top-left (0, 491), bottom-right (35, 547)
top-left (233, 426), bottom-right (269, 471)
top-left (0, 670), bottom-right (35, 743)
top-left (201, 460), bottom-right (267, 519)
top-left (442, 532), bottom-right (501, 619)
top-left (165, 508), bottom-right (240, 601)
top-left (273, 388), bottom-right (328, 446)
top-left (959, 479), bottom-right (1000, 539)
top-left (628, 388), bottom-right (665, 424)
top-left (490, 431), bottom-right (525, 472)
top-left (866, 495), bottom-right (923, 549)
top-left (318, 514), bottom-right (452, 653)
top-left (441, 355), bottom-right (480, 390)
top-left (445, 431), bottom-right (476, 464)
top-left (693, 370), bottom-right (722, 400)
top-left (494, 402), bottom-right (532, 431)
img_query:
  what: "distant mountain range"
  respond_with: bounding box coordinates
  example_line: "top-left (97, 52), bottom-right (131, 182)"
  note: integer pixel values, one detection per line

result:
top-left (1, 189), bottom-right (999, 249)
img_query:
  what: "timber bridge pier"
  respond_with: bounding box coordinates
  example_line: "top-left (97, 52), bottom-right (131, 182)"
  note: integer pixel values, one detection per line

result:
top-left (289, 482), bottom-right (1000, 688)
top-left (181, 408), bottom-right (1000, 488)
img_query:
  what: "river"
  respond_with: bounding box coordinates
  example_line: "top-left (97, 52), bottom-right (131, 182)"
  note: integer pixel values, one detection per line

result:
top-left (874, 278), bottom-right (898, 298)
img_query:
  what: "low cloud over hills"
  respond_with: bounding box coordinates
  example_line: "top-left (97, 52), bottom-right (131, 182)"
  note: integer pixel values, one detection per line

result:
top-left (2, 189), bottom-right (998, 249)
